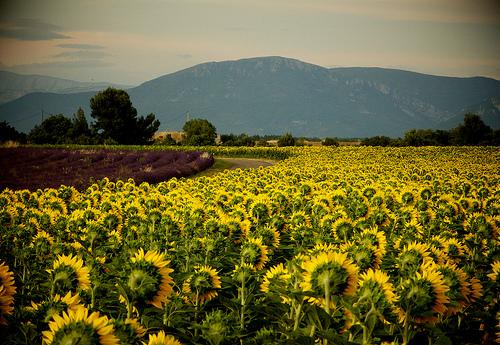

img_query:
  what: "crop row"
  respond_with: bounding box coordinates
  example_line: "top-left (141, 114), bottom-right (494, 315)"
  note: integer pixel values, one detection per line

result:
top-left (0, 147), bottom-right (214, 190)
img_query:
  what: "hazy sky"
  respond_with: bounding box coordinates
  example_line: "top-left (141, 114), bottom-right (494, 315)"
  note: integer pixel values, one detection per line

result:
top-left (1, 0), bottom-right (499, 85)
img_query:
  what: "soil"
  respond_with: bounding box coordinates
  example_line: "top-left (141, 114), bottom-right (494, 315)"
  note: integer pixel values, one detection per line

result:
top-left (217, 157), bottom-right (275, 169)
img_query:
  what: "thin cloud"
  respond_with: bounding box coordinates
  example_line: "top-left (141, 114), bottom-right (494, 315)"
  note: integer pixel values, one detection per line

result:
top-left (7, 60), bottom-right (113, 72)
top-left (57, 43), bottom-right (105, 50)
top-left (53, 50), bottom-right (109, 59)
top-left (0, 18), bottom-right (70, 41)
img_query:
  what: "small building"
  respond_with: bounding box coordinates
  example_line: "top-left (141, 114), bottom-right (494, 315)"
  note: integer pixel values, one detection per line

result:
top-left (153, 131), bottom-right (186, 143)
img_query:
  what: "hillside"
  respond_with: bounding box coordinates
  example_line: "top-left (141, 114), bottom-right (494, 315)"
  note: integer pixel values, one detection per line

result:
top-left (1, 57), bottom-right (499, 137)
top-left (0, 70), bottom-right (131, 104)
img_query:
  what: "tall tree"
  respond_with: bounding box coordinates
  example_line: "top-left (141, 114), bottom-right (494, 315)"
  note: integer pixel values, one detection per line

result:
top-left (452, 113), bottom-right (492, 145)
top-left (90, 87), bottom-right (160, 144)
top-left (277, 133), bottom-right (295, 147)
top-left (68, 107), bottom-right (92, 143)
top-left (183, 118), bottom-right (217, 146)
top-left (0, 121), bottom-right (26, 143)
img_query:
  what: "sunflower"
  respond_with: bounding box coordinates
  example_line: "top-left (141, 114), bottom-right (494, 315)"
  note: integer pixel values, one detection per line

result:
top-left (240, 237), bottom-right (269, 270)
top-left (48, 254), bottom-right (91, 295)
top-left (113, 318), bottom-right (147, 344)
top-left (369, 205), bottom-right (392, 227)
top-left (467, 276), bottom-right (483, 303)
top-left (358, 269), bottom-right (397, 305)
top-left (398, 188), bottom-right (416, 206)
top-left (289, 210), bottom-right (311, 228)
top-left (332, 217), bottom-right (355, 242)
top-left (0, 261), bottom-right (16, 325)
top-left (357, 227), bottom-right (387, 256)
top-left (340, 242), bottom-right (381, 271)
top-left (128, 249), bottom-right (174, 309)
top-left (143, 330), bottom-right (182, 345)
top-left (182, 265), bottom-right (221, 305)
top-left (260, 263), bottom-right (292, 303)
top-left (248, 195), bottom-right (272, 223)
top-left (395, 242), bottom-right (432, 277)
top-left (26, 291), bottom-right (81, 324)
top-left (352, 269), bottom-right (399, 325)
top-left (301, 251), bottom-right (359, 309)
top-left (42, 305), bottom-right (119, 345)
top-left (487, 260), bottom-right (500, 282)
top-left (397, 264), bottom-right (449, 324)
top-left (254, 225), bottom-right (281, 249)
top-left (31, 230), bottom-right (55, 247)
top-left (442, 238), bottom-right (466, 264)
top-left (436, 264), bottom-right (470, 315)
top-left (307, 243), bottom-right (338, 257)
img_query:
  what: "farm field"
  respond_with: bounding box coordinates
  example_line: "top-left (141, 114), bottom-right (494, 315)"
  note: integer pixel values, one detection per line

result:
top-left (0, 147), bottom-right (214, 190)
top-left (0, 146), bottom-right (499, 344)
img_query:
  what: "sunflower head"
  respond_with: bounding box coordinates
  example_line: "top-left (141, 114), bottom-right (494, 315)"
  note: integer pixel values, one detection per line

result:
top-left (395, 242), bottom-right (432, 277)
top-left (0, 262), bottom-right (16, 325)
top-left (341, 242), bottom-right (381, 271)
top-left (26, 292), bottom-right (81, 325)
top-left (30, 230), bottom-right (55, 254)
top-left (260, 263), bottom-right (292, 303)
top-left (332, 217), bottom-right (355, 242)
top-left (49, 254), bottom-right (91, 296)
top-left (301, 251), bottom-right (359, 308)
top-left (240, 237), bottom-right (269, 271)
top-left (487, 260), bottom-right (500, 282)
top-left (397, 264), bottom-right (449, 324)
top-left (254, 225), bottom-right (281, 249)
top-left (42, 305), bottom-right (119, 345)
top-left (182, 265), bottom-right (221, 305)
top-left (113, 318), bottom-right (146, 344)
top-left (437, 264), bottom-right (470, 315)
top-left (248, 195), bottom-right (271, 223)
top-left (127, 249), bottom-right (174, 309)
top-left (144, 330), bottom-right (182, 345)
top-left (352, 269), bottom-right (399, 324)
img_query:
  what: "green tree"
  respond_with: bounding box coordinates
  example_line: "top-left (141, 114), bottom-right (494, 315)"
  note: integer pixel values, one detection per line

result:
top-left (322, 137), bottom-right (339, 146)
top-left (361, 136), bottom-right (395, 147)
top-left (28, 114), bottom-right (72, 144)
top-left (68, 107), bottom-right (93, 144)
top-left (90, 87), bottom-right (160, 144)
top-left (162, 134), bottom-right (178, 145)
top-left (221, 133), bottom-right (255, 146)
top-left (277, 133), bottom-right (295, 147)
top-left (452, 113), bottom-right (492, 145)
top-left (0, 121), bottom-right (26, 143)
top-left (183, 118), bottom-right (217, 146)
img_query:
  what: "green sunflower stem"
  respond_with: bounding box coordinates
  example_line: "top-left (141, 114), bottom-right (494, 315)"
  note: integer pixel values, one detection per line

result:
top-left (324, 278), bottom-right (330, 316)
top-left (402, 308), bottom-right (411, 345)
top-left (240, 274), bottom-right (246, 332)
top-left (293, 301), bottom-right (303, 332)
top-left (194, 289), bottom-right (200, 338)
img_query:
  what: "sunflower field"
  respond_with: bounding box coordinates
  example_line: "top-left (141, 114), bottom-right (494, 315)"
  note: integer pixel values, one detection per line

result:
top-left (0, 146), bottom-right (499, 345)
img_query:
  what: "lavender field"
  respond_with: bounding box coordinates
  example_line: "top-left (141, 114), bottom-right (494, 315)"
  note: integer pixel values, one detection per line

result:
top-left (0, 147), bottom-right (214, 190)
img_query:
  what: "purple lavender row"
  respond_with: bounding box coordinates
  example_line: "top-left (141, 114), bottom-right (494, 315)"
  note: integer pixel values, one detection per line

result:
top-left (0, 147), bottom-right (214, 191)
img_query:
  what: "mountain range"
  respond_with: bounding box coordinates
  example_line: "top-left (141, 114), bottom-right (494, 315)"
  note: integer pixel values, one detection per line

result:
top-left (0, 71), bottom-right (131, 105)
top-left (1, 56), bottom-right (499, 137)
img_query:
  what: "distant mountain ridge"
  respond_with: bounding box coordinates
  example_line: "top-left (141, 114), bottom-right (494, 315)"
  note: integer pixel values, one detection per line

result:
top-left (1, 56), bottom-right (499, 137)
top-left (0, 70), bottom-right (132, 104)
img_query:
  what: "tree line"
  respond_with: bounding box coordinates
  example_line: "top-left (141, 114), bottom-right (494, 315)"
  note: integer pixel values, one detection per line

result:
top-left (361, 113), bottom-right (499, 146)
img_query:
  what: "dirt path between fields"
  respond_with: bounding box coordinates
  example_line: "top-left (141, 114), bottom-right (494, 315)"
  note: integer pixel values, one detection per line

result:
top-left (218, 157), bottom-right (275, 169)
top-left (193, 157), bottom-right (276, 177)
